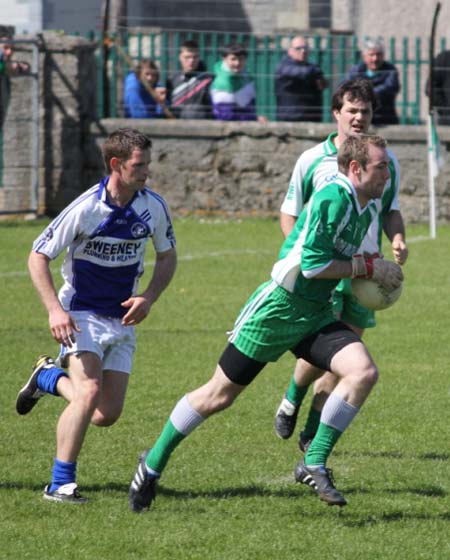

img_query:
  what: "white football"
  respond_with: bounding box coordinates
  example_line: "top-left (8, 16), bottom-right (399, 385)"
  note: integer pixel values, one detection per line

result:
top-left (351, 278), bottom-right (403, 311)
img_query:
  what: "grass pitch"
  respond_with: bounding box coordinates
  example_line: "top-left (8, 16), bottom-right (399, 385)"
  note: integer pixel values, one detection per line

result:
top-left (1, 218), bottom-right (450, 560)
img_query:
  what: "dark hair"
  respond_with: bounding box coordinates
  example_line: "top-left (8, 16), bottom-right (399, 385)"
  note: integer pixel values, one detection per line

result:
top-left (338, 134), bottom-right (387, 173)
top-left (181, 40), bottom-right (199, 51)
top-left (221, 43), bottom-right (247, 58)
top-left (332, 78), bottom-right (377, 113)
top-left (102, 128), bottom-right (152, 173)
top-left (135, 58), bottom-right (160, 80)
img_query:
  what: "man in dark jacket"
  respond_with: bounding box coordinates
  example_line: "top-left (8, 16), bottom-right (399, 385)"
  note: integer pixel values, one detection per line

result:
top-left (346, 38), bottom-right (400, 126)
top-left (166, 40), bottom-right (213, 119)
top-left (426, 48), bottom-right (450, 125)
top-left (275, 36), bottom-right (327, 122)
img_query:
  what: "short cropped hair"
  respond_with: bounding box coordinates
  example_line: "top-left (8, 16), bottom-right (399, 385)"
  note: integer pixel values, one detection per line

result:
top-left (332, 78), bottom-right (377, 113)
top-left (181, 39), bottom-right (199, 51)
top-left (221, 43), bottom-right (247, 58)
top-left (338, 134), bottom-right (387, 173)
top-left (102, 128), bottom-right (152, 172)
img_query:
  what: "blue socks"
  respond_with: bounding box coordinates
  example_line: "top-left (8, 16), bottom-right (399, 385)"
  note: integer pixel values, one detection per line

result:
top-left (36, 364), bottom-right (68, 396)
top-left (49, 458), bottom-right (77, 492)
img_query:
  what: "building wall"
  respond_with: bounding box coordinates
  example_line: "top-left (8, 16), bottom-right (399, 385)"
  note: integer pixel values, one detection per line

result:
top-left (0, 0), bottom-right (42, 34)
top-left (5, 1), bottom-right (450, 43)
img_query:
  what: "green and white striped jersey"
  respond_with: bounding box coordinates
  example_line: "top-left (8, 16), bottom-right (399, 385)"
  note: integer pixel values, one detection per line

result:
top-left (272, 172), bottom-right (378, 304)
top-left (280, 132), bottom-right (400, 254)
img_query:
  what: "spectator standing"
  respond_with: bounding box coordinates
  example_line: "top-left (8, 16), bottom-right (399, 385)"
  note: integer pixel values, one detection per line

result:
top-left (346, 38), bottom-right (400, 125)
top-left (426, 48), bottom-right (450, 125)
top-left (210, 43), bottom-right (266, 122)
top-left (123, 59), bottom-right (166, 118)
top-left (0, 32), bottom-right (30, 128)
top-left (166, 40), bottom-right (213, 119)
top-left (275, 35), bottom-right (327, 122)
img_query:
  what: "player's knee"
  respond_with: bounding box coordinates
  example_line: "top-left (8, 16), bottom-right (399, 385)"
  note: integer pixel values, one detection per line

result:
top-left (198, 387), bottom-right (238, 415)
top-left (314, 372), bottom-right (338, 394)
top-left (359, 362), bottom-right (379, 388)
top-left (75, 378), bottom-right (101, 410)
top-left (206, 392), bottom-right (236, 414)
top-left (91, 408), bottom-right (122, 427)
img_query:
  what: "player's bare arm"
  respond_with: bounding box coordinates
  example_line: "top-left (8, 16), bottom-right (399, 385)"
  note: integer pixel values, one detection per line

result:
top-left (28, 251), bottom-right (80, 345)
top-left (121, 247), bottom-right (177, 326)
top-left (280, 212), bottom-right (297, 238)
top-left (383, 209), bottom-right (408, 265)
top-left (305, 255), bottom-right (403, 290)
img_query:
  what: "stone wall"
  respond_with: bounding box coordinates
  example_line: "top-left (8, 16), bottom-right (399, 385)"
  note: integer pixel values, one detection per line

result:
top-left (86, 119), bottom-right (450, 224)
top-left (0, 32), bottom-right (97, 217)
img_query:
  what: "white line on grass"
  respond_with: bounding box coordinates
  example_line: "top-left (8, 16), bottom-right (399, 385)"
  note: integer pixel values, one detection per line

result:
top-left (0, 248), bottom-right (275, 278)
top-left (0, 235), bottom-right (431, 278)
top-left (0, 236), bottom-right (433, 278)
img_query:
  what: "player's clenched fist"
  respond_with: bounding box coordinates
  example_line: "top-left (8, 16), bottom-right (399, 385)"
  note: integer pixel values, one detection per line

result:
top-left (352, 254), bottom-right (403, 291)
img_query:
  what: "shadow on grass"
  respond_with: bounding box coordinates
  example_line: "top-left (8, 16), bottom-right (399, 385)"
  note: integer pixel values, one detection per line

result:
top-left (339, 510), bottom-right (450, 527)
top-left (2, 478), bottom-right (447, 503)
top-left (0, 479), bottom-right (301, 500)
top-left (334, 450), bottom-right (450, 461)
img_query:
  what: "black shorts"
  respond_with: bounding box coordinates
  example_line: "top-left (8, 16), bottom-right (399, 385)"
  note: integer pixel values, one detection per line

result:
top-left (292, 321), bottom-right (361, 372)
top-left (219, 321), bottom-right (361, 386)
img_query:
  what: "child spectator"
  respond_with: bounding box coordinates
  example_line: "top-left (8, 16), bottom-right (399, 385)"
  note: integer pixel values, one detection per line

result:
top-left (123, 59), bottom-right (166, 118)
top-left (210, 43), bottom-right (267, 122)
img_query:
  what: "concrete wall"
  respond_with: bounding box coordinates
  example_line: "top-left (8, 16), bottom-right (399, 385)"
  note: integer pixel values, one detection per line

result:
top-left (86, 119), bottom-right (450, 225)
top-left (0, 32), bottom-right (97, 216)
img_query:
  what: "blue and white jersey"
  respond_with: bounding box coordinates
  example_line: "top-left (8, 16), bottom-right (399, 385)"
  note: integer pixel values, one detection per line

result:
top-left (33, 177), bottom-right (176, 318)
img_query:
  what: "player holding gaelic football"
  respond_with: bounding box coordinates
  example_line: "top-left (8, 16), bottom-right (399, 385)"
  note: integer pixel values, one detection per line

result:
top-left (128, 134), bottom-right (403, 511)
top-left (274, 79), bottom-right (408, 468)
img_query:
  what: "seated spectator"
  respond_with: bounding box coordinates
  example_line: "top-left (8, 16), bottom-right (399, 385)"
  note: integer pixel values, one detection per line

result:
top-left (346, 38), bottom-right (400, 125)
top-left (210, 43), bottom-right (267, 122)
top-left (123, 59), bottom-right (166, 118)
top-left (426, 48), bottom-right (450, 125)
top-left (275, 35), bottom-right (327, 122)
top-left (166, 40), bottom-right (213, 119)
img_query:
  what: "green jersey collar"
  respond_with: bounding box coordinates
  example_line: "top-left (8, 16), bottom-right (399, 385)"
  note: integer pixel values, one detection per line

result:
top-left (324, 132), bottom-right (338, 155)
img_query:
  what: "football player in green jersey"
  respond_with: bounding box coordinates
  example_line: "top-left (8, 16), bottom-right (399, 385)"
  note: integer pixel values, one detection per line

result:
top-left (128, 135), bottom-right (403, 512)
top-left (274, 78), bottom-right (408, 455)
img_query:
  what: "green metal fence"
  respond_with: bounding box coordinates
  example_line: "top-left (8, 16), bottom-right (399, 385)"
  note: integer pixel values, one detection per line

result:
top-left (95, 30), bottom-right (435, 124)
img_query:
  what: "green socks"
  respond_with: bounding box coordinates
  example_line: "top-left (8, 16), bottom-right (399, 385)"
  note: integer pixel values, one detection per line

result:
top-left (285, 377), bottom-right (308, 407)
top-left (146, 420), bottom-right (186, 473)
top-left (302, 406), bottom-right (321, 438)
top-left (145, 395), bottom-right (205, 475)
top-left (304, 422), bottom-right (342, 466)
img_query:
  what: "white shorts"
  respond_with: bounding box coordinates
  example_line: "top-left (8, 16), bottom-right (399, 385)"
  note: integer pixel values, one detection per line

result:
top-left (58, 311), bottom-right (136, 374)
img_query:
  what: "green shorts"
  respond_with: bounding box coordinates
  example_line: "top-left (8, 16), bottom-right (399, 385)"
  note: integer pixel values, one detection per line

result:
top-left (228, 281), bottom-right (336, 363)
top-left (332, 279), bottom-right (376, 329)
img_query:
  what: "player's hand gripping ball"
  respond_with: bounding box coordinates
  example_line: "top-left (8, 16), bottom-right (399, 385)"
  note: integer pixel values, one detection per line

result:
top-left (351, 253), bottom-right (403, 310)
top-left (351, 277), bottom-right (403, 310)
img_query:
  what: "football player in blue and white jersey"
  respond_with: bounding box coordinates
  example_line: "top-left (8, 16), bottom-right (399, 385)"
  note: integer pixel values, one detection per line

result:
top-left (15, 128), bottom-right (177, 503)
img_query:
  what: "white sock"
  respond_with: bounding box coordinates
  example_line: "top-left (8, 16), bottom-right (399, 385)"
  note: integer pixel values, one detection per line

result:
top-left (170, 395), bottom-right (205, 435)
top-left (277, 397), bottom-right (297, 416)
top-left (320, 392), bottom-right (359, 432)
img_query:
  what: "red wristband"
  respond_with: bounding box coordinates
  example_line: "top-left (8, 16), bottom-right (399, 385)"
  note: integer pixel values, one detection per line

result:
top-left (364, 257), bottom-right (374, 278)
